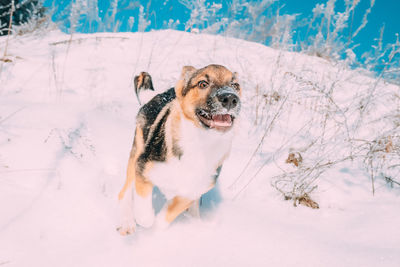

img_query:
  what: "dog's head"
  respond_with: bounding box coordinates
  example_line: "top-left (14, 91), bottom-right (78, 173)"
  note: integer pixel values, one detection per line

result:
top-left (175, 64), bottom-right (241, 132)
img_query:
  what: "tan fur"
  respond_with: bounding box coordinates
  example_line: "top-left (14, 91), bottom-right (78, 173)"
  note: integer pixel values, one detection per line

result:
top-left (118, 126), bottom-right (144, 200)
top-left (135, 173), bottom-right (153, 197)
top-left (133, 157), bottom-right (154, 198)
top-left (165, 196), bottom-right (194, 223)
top-left (179, 85), bottom-right (209, 127)
top-left (136, 73), bottom-right (144, 87)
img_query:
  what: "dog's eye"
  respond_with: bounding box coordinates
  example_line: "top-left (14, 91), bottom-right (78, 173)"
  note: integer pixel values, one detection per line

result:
top-left (198, 80), bottom-right (209, 89)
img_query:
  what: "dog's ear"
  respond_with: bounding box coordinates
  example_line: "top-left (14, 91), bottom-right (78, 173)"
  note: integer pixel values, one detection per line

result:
top-left (175, 66), bottom-right (197, 97)
top-left (181, 66), bottom-right (197, 82)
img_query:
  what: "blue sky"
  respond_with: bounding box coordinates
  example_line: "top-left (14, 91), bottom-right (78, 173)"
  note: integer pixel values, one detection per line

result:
top-left (280, 0), bottom-right (400, 60)
top-left (44, 0), bottom-right (399, 65)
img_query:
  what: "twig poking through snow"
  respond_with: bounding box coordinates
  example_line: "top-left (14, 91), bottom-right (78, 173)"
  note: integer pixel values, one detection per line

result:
top-left (0, 107), bottom-right (25, 125)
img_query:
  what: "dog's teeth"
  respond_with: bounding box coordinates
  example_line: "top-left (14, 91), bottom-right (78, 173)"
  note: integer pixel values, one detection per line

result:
top-left (199, 110), bottom-right (211, 119)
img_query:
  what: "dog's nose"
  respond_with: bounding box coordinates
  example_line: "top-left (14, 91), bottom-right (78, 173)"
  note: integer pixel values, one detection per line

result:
top-left (217, 93), bottom-right (239, 110)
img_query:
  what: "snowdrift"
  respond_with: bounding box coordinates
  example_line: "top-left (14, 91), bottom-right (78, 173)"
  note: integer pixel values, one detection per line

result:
top-left (0, 30), bottom-right (399, 267)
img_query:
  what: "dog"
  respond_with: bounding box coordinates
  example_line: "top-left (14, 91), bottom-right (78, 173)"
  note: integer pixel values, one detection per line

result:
top-left (117, 64), bottom-right (242, 235)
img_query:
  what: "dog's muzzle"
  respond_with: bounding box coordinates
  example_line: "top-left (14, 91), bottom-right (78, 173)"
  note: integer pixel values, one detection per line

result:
top-left (210, 86), bottom-right (241, 113)
top-left (196, 86), bottom-right (241, 132)
top-left (216, 91), bottom-right (239, 111)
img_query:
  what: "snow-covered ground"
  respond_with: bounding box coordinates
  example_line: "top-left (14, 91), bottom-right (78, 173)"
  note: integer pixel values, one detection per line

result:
top-left (0, 29), bottom-right (399, 267)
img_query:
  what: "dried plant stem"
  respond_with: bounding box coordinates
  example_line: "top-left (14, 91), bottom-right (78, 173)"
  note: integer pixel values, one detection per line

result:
top-left (254, 85), bottom-right (260, 125)
top-left (369, 157), bottom-right (375, 195)
top-left (0, 107), bottom-right (25, 125)
top-left (229, 95), bottom-right (288, 189)
top-left (57, 30), bottom-right (74, 97)
top-left (0, 0), bottom-right (15, 79)
top-left (50, 36), bottom-right (130, 46)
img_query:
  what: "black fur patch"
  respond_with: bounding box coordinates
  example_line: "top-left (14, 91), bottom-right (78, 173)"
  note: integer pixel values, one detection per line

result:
top-left (139, 88), bottom-right (175, 141)
top-left (136, 88), bottom-right (176, 173)
top-left (138, 109), bottom-right (170, 169)
top-left (214, 165), bottom-right (222, 183)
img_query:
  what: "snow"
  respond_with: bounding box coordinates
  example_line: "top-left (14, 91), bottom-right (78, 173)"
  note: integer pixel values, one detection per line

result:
top-left (0, 29), bottom-right (399, 267)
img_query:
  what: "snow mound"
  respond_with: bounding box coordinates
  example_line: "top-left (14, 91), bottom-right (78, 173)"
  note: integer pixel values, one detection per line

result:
top-left (0, 30), bottom-right (399, 266)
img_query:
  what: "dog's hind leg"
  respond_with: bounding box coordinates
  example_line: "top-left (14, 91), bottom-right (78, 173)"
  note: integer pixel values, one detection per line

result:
top-left (155, 196), bottom-right (193, 229)
top-left (187, 199), bottom-right (201, 218)
top-left (134, 175), bottom-right (155, 228)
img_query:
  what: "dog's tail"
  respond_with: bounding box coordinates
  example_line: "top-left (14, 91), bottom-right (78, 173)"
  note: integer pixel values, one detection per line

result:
top-left (134, 72), bottom-right (155, 105)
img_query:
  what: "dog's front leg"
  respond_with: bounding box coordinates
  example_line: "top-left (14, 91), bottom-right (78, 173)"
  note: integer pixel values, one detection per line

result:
top-left (117, 157), bottom-right (137, 235)
top-left (133, 176), bottom-right (155, 228)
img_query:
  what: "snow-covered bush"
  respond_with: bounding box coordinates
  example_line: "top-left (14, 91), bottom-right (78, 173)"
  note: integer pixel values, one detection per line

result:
top-left (0, 0), bottom-right (47, 35)
top-left (44, 0), bottom-right (398, 84)
top-left (241, 51), bottom-right (400, 203)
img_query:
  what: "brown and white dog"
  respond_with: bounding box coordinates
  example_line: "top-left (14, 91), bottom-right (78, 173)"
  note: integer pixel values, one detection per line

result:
top-left (117, 64), bottom-right (242, 235)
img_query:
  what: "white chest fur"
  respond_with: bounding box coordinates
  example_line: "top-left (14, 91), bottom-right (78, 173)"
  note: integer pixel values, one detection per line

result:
top-left (147, 117), bottom-right (233, 200)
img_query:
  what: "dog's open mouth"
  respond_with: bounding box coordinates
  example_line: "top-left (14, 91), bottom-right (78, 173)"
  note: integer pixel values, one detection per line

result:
top-left (196, 109), bottom-right (234, 130)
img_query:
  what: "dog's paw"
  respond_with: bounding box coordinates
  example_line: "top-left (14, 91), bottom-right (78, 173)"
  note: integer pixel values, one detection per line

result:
top-left (116, 220), bottom-right (136, 236)
top-left (117, 199), bottom-right (136, 236)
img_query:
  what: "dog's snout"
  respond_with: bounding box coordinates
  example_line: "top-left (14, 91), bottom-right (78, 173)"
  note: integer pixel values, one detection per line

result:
top-left (217, 93), bottom-right (239, 110)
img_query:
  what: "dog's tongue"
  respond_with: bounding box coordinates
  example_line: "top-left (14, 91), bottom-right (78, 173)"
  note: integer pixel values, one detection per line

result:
top-left (211, 114), bottom-right (232, 127)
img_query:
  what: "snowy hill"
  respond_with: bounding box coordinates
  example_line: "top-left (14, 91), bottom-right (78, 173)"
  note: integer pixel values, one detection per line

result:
top-left (0, 29), bottom-right (399, 267)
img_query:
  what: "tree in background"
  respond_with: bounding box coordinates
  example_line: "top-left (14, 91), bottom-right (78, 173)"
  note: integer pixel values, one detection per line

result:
top-left (0, 0), bottom-right (46, 35)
